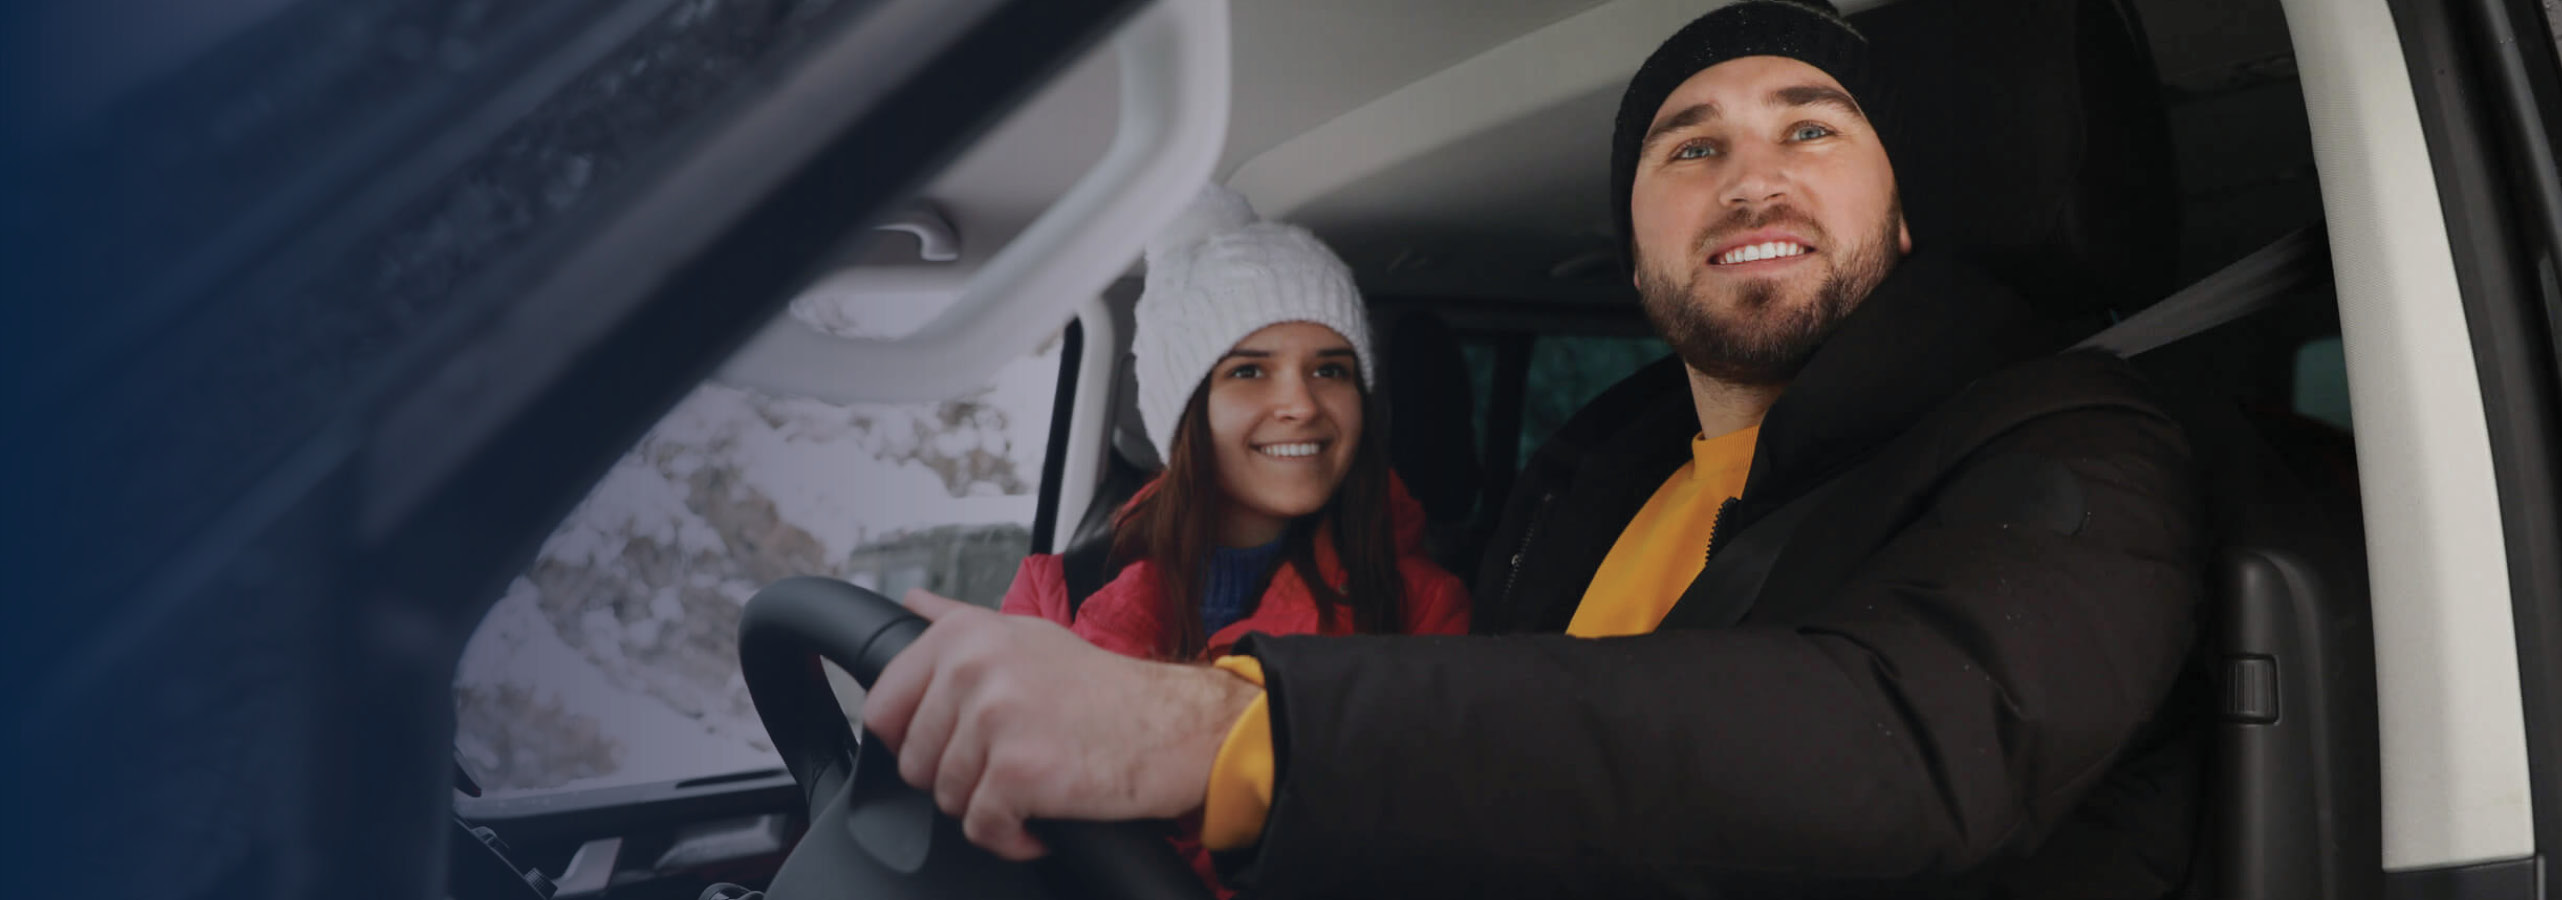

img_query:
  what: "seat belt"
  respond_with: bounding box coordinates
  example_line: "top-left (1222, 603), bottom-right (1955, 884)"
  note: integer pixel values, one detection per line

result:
top-left (2075, 225), bottom-right (2328, 357)
top-left (1676, 225), bottom-right (2333, 628)
top-left (1062, 538), bottom-right (1114, 622)
top-left (1058, 447), bottom-right (1153, 622)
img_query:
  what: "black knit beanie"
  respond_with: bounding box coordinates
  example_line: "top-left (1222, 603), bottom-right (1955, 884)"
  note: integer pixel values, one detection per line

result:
top-left (1610, 0), bottom-right (1879, 267)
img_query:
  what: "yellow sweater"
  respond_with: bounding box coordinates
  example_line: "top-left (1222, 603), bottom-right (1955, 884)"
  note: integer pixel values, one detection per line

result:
top-left (1201, 426), bottom-right (1761, 849)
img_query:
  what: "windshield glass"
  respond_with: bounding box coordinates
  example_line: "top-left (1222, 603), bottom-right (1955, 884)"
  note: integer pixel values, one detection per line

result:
top-left (455, 331), bottom-right (1065, 796)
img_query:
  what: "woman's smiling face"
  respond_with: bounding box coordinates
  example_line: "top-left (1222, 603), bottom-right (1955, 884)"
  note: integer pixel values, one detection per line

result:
top-left (1201, 321), bottom-right (1365, 548)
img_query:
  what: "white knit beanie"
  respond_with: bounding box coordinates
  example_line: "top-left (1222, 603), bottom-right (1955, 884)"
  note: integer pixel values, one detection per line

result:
top-left (1132, 182), bottom-right (1374, 460)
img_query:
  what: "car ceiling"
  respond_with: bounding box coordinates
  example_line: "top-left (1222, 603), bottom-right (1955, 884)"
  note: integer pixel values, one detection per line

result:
top-left (856, 0), bottom-right (2304, 308)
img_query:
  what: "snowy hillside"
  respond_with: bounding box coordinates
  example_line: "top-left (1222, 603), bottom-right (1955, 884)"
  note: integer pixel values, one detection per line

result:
top-left (455, 331), bottom-right (1061, 796)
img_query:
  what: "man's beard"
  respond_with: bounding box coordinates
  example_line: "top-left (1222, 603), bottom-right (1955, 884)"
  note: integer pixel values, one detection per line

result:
top-left (1635, 198), bottom-right (1902, 386)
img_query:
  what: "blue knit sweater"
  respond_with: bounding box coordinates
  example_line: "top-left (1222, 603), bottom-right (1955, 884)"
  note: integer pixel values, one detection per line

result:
top-left (1201, 538), bottom-right (1286, 636)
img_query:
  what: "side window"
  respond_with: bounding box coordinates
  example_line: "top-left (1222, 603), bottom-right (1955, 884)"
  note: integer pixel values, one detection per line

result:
top-left (1461, 331), bottom-right (1672, 474)
top-left (1516, 334), bottom-right (1673, 463)
top-left (453, 328), bottom-right (1069, 797)
top-left (2292, 334), bottom-right (2351, 430)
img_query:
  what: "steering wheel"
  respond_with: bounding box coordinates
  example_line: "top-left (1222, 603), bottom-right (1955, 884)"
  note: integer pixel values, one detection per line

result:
top-left (739, 576), bottom-right (1214, 900)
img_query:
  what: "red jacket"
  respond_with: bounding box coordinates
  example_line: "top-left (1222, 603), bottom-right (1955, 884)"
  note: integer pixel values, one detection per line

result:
top-left (999, 474), bottom-right (1470, 659)
top-left (997, 474), bottom-right (1470, 898)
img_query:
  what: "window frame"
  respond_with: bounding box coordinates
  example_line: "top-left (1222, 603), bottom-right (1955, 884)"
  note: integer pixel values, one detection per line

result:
top-left (1369, 294), bottom-right (1666, 543)
top-left (2382, 0), bottom-right (2562, 890)
top-left (2346, 0), bottom-right (2562, 887)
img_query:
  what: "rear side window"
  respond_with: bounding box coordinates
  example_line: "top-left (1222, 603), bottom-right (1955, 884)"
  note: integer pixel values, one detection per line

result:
top-left (2292, 335), bottom-right (2351, 430)
top-left (1463, 332), bottom-right (1672, 473)
top-left (1517, 335), bottom-right (1673, 461)
top-left (454, 330), bottom-right (1068, 797)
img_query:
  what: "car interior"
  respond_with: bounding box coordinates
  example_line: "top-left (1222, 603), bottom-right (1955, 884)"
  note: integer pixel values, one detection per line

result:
top-left (460, 0), bottom-right (2383, 895)
top-left (5, 0), bottom-right (2556, 897)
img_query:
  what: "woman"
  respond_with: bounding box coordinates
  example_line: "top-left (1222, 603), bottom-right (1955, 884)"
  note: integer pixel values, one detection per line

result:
top-left (1004, 181), bottom-right (1470, 657)
top-left (999, 183), bottom-right (1468, 893)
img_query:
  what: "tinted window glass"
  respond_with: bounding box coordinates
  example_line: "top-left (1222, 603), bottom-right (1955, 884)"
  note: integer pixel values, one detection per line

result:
top-left (1460, 331), bottom-right (1670, 471)
top-left (1518, 334), bottom-right (1672, 462)
top-left (2292, 334), bottom-right (2352, 430)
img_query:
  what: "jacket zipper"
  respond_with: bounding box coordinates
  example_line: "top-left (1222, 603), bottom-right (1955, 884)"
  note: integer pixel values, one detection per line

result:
top-left (1498, 491), bottom-right (1555, 609)
top-left (1703, 497), bottom-right (1739, 561)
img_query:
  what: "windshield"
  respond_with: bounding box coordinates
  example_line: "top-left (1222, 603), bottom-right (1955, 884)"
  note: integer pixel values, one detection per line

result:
top-left (455, 330), bottom-right (1066, 796)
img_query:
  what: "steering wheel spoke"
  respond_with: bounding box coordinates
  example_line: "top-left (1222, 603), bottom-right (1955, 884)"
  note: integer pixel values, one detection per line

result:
top-left (738, 577), bottom-right (1212, 900)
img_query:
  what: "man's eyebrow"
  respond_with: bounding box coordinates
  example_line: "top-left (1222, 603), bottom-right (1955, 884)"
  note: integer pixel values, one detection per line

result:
top-left (1770, 84), bottom-right (1865, 121)
top-left (1639, 102), bottom-right (1720, 154)
top-left (1220, 349), bottom-right (1272, 360)
top-left (1316, 348), bottom-right (1356, 357)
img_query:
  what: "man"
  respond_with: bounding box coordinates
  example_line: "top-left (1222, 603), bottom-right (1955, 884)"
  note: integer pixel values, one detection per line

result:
top-left (867, 1), bottom-right (2204, 896)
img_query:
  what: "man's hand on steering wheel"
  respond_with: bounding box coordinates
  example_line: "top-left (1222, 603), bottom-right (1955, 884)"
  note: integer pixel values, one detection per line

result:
top-left (865, 590), bottom-right (1261, 862)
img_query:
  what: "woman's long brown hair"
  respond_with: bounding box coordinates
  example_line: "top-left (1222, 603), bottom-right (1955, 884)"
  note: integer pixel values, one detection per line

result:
top-left (1108, 379), bottom-right (1404, 660)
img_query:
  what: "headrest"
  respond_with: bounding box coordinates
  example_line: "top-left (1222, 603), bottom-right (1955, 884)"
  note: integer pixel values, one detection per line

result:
top-left (1110, 361), bottom-right (1163, 472)
top-left (1852, 0), bottom-right (2179, 318)
top-left (1382, 310), bottom-right (1484, 522)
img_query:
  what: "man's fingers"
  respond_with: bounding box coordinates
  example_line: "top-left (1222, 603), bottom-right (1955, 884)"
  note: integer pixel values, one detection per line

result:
top-left (902, 588), bottom-right (972, 621)
top-left (962, 785), bottom-right (1048, 862)
top-left (840, 598), bottom-right (1218, 855)
top-left (894, 654), bottom-right (965, 793)
top-left (863, 625), bottom-right (941, 749)
top-left (930, 697), bottom-right (993, 821)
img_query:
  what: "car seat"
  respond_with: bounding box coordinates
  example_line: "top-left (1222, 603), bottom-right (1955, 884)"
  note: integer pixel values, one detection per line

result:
top-left (1054, 365), bottom-right (1157, 618)
top-left (1381, 308), bottom-right (1489, 576)
top-left (1849, 1), bottom-right (2380, 896)
top-left (1857, 0), bottom-right (2180, 323)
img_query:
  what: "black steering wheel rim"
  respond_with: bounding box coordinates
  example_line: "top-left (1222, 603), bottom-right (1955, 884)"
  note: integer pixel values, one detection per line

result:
top-left (738, 576), bottom-right (1214, 900)
top-left (738, 576), bottom-right (923, 810)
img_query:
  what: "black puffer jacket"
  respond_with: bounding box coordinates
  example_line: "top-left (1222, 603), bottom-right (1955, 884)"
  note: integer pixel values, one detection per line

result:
top-left (1223, 252), bottom-right (2207, 898)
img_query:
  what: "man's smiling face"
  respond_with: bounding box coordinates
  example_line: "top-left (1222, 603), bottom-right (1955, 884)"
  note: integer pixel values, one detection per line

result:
top-left (1629, 54), bottom-right (1910, 385)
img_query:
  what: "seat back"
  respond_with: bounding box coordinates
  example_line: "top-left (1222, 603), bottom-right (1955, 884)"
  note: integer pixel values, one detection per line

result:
top-left (2210, 540), bottom-right (2381, 899)
top-left (1382, 308), bottom-right (1489, 576)
top-left (1854, 2), bottom-right (2382, 893)
top-left (1054, 362), bottom-right (1158, 618)
top-left (1854, 0), bottom-right (2182, 320)
top-left (1058, 439), bottom-right (1149, 619)
top-left (2146, 368), bottom-right (2381, 900)
top-left (2199, 398), bottom-right (2382, 900)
